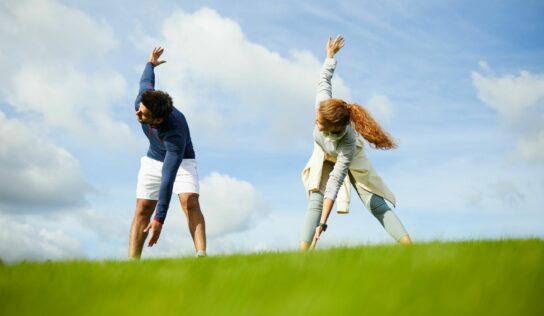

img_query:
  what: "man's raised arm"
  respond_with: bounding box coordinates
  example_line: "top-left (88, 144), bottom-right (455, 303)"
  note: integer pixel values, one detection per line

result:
top-left (134, 47), bottom-right (166, 110)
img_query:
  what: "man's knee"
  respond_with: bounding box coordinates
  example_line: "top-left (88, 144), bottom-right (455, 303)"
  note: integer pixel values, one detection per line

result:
top-left (181, 194), bottom-right (200, 212)
top-left (369, 195), bottom-right (390, 217)
top-left (135, 200), bottom-right (156, 219)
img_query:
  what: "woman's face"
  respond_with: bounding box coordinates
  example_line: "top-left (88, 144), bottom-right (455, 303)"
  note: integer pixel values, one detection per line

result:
top-left (316, 112), bottom-right (345, 133)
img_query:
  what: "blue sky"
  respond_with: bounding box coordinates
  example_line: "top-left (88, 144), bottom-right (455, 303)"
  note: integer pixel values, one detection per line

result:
top-left (1, 0), bottom-right (543, 262)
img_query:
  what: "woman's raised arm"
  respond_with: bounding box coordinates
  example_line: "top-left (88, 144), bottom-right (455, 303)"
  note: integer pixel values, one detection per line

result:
top-left (315, 35), bottom-right (345, 109)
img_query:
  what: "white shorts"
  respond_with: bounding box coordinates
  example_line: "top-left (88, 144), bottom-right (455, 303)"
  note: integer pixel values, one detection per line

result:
top-left (136, 156), bottom-right (200, 200)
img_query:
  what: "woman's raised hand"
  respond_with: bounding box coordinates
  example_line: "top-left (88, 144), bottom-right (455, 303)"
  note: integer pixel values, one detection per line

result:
top-left (326, 35), bottom-right (345, 58)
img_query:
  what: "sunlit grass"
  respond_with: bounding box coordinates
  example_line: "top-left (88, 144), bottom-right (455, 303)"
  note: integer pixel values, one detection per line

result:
top-left (1, 239), bottom-right (543, 315)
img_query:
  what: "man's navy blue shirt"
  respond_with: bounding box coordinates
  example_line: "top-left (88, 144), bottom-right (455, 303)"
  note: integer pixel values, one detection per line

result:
top-left (134, 62), bottom-right (195, 223)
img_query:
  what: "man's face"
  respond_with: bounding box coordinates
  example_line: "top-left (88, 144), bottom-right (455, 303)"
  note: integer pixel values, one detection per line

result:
top-left (136, 102), bottom-right (161, 125)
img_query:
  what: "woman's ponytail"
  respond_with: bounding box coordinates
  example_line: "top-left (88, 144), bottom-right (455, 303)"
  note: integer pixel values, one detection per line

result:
top-left (347, 103), bottom-right (397, 149)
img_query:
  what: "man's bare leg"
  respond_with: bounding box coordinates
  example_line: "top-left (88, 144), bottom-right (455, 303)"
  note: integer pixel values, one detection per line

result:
top-left (178, 193), bottom-right (206, 252)
top-left (129, 199), bottom-right (157, 259)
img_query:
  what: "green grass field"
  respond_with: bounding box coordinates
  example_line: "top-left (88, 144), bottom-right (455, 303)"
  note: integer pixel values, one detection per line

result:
top-left (1, 239), bottom-right (543, 316)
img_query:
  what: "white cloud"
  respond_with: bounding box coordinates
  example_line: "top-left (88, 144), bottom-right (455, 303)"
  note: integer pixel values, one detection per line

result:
top-left (472, 63), bottom-right (544, 161)
top-left (518, 131), bottom-right (544, 161)
top-left (0, 111), bottom-right (91, 211)
top-left (7, 64), bottom-right (135, 148)
top-left (0, 0), bottom-right (116, 69)
top-left (75, 208), bottom-right (128, 242)
top-left (199, 172), bottom-right (268, 237)
top-left (467, 180), bottom-right (526, 209)
top-left (0, 0), bottom-right (139, 150)
top-left (0, 214), bottom-right (85, 262)
top-left (472, 67), bottom-right (544, 118)
top-left (486, 181), bottom-right (525, 207)
top-left (142, 7), bottom-right (351, 148)
top-left (367, 94), bottom-right (394, 124)
top-left (478, 61), bottom-right (490, 72)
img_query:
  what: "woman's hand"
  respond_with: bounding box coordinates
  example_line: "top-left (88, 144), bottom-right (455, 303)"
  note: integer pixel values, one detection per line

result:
top-left (326, 35), bottom-right (345, 58)
top-left (310, 225), bottom-right (324, 248)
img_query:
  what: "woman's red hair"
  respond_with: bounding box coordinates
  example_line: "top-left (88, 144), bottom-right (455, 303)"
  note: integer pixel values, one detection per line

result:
top-left (319, 98), bottom-right (397, 149)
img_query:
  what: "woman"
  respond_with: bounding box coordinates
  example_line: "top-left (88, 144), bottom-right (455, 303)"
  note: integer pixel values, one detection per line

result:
top-left (300, 35), bottom-right (412, 250)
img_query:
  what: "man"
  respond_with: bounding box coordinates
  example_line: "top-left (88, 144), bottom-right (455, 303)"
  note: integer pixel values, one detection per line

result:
top-left (128, 47), bottom-right (206, 258)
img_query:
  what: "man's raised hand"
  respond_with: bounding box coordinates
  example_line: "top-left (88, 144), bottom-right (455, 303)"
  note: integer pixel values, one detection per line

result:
top-left (149, 47), bottom-right (166, 67)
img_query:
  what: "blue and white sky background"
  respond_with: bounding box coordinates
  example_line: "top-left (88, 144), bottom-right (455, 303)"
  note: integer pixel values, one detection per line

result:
top-left (1, 0), bottom-right (543, 262)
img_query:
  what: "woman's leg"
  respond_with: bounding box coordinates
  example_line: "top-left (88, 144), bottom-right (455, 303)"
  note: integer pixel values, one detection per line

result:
top-left (300, 191), bottom-right (324, 250)
top-left (300, 161), bottom-right (334, 250)
top-left (349, 173), bottom-right (411, 243)
top-left (367, 194), bottom-right (411, 243)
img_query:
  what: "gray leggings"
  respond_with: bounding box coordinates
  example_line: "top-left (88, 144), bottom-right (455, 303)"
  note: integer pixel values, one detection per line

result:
top-left (300, 190), bottom-right (409, 243)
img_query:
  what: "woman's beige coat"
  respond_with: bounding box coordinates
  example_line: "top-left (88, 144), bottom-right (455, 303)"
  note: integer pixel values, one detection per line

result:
top-left (301, 140), bottom-right (396, 213)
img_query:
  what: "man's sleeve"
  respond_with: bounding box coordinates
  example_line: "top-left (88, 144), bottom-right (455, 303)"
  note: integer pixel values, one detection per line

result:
top-left (134, 63), bottom-right (155, 111)
top-left (153, 133), bottom-right (186, 223)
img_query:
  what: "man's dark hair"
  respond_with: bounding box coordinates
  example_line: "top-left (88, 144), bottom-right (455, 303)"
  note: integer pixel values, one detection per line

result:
top-left (141, 90), bottom-right (173, 119)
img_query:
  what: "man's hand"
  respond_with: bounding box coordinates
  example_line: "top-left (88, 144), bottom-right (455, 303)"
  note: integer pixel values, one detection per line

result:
top-left (143, 219), bottom-right (163, 247)
top-left (149, 47), bottom-right (166, 67)
top-left (326, 35), bottom-right (345, 58)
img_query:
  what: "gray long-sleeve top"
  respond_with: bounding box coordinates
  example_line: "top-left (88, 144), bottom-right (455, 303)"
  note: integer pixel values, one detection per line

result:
top-left (313, 58), bottom-right (357, 201)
